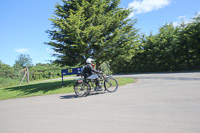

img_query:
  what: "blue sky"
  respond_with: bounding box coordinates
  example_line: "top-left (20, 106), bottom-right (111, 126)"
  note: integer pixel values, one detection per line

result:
top-left (0, 0), bottom-right (199, 66)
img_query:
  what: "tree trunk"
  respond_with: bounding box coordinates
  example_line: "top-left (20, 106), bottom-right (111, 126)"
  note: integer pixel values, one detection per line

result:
top-left (96, 61), bottom-right (100, 71)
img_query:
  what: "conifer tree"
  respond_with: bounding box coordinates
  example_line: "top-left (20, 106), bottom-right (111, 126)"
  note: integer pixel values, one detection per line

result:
top-left (46, 0), bottom-right (139, 68)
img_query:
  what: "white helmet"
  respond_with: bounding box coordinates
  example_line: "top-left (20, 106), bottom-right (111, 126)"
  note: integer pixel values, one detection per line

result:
top-left (86, 58), bottom-right (94, 64)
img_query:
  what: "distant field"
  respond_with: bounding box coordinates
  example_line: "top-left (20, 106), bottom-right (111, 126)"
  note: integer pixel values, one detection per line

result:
top-left (0, 78), bottom-right (135, 100)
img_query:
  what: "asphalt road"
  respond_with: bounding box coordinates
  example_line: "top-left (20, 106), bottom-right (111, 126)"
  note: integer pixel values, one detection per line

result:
top-left (0, 72), bottom-right (200, 133)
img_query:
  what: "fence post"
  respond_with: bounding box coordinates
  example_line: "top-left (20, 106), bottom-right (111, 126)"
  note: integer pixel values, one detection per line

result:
top-left (27, 67), bottom-right (29, 83)
top-left (62, 72), bottom-right (64, 86)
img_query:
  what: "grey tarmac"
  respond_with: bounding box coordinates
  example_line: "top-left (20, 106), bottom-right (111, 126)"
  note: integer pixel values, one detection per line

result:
top-left (0, 72), bottom-right (200, 133)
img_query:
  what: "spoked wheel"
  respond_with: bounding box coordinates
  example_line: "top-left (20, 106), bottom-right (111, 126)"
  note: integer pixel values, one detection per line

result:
top-left (74, 82), bottom-right (90, 97)
top-left (104, 77), bottom-right (118, 92)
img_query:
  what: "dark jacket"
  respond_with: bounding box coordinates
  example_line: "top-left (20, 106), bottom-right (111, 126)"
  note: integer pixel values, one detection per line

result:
top-left (82, 64), bottom-right (100, 79)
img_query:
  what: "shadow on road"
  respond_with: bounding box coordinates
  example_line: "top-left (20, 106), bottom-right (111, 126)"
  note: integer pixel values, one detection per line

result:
top-left (60, 94), bottom-right (77, 99)
top-left (60, 91), bottom-right (106, 100)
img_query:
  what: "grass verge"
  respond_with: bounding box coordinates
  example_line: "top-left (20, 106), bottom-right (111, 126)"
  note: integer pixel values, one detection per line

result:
top-left (0, 78), bottom-right (135, 100)
top-left (0, 77), bottom-right (20, 88)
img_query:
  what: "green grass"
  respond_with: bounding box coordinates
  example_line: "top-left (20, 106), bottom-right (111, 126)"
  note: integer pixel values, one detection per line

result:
top-left (0, 77), bottom-right (20, 88)
top-left (0, 78), bottom-right (135, 100)
top-left (116, 77), bottom-right (134, 86)
top-left (0, 75), bottom-right (76, 89)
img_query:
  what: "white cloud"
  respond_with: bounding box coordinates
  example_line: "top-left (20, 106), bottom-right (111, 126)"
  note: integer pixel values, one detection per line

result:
top-left (46, 48), bottom-right (52, 54)
top-left (15, 48), bottom-right (30, 53)
top-left (195, 11), bottom-right (200, 17)
top-left (46, 48), bottom-right (62, 55)
top-left (172, 12), bottom-right (200, 27)
top-left (172, 15), bottom-right (188, 27)
top-left (177, 15), bottom-right (187, 20)
top-left (128, 0), bottom-right (171, 18)
top-left (172, 21), bottom-right (179, 27)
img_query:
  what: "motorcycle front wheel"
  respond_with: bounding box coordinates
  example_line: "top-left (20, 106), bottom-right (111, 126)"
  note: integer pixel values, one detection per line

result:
top-left (104, 77), bottom-right (118, 92)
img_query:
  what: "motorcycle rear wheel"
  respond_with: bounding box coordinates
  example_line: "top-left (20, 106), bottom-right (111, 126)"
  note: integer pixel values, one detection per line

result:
top-left (74, 81), bottom-right (90, 97)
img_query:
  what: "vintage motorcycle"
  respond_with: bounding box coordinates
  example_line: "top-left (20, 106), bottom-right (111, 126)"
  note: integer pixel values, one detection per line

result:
top-left (74, 73), bottom-right (118, 97)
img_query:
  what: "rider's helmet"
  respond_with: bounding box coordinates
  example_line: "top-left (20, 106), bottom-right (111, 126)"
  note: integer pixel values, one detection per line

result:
top-left (86, 58), bottom-right (94, 64)
top-left (86, 58), bottom-right (95, 68)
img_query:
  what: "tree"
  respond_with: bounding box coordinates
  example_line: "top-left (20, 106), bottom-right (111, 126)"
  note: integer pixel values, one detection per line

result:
top-left (177, 14), bottom-right (200, 70)
top-left (14, 54), bottom-right (33, 69)
top-left (0, 61), bottom-right (15, 78)
top-left (127, 14), bottom-right (200, 73)
top-left (46, 0), bottom-right (139, 69)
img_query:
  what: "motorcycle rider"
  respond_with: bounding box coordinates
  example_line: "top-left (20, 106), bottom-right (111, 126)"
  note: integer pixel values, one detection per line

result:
top-left (82, 58), bottom-right (103, 91)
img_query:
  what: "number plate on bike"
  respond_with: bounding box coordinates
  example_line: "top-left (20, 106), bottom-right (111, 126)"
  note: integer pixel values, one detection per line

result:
top-left (78, 80), bottom-right (83, 83)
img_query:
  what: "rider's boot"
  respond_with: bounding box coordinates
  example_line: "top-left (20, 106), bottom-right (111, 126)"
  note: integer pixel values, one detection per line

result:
top-left (94, 86), bottom-right (103, 91)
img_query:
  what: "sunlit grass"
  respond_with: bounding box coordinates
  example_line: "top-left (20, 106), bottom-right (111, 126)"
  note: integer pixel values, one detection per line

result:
top-left (0, 78), bottom-right (135, 100)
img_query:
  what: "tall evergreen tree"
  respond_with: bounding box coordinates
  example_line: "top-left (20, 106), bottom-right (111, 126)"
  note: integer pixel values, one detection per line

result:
top-left (127, 14), bottom-right (200, 73)
top-left (46, 0), bottom-right (139, 68)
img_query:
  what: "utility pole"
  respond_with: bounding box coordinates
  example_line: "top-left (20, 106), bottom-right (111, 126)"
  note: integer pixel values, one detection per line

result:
top-left (19, 68), bottom-right (29, 85)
